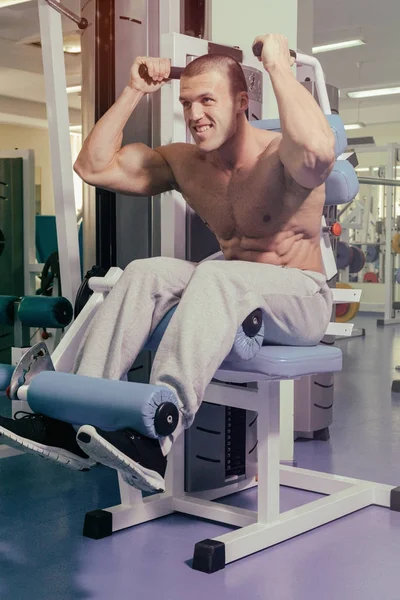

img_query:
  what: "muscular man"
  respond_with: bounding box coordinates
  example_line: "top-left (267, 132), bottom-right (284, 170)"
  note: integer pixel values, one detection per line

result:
top-left (0, 35), bottom-right (335, 493)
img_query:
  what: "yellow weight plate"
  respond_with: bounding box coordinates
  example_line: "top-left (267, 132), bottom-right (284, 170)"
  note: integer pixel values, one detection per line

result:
top-left (335, 282), bottom-right (360, 323)
top-left (392, 233), bottom-right (400, 254)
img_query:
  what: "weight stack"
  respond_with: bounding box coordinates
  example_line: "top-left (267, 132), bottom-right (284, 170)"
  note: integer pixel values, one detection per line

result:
top-left (184, 401), bottom-right (258, 493)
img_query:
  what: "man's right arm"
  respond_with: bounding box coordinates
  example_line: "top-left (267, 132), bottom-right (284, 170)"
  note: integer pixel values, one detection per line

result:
top-left (74, 56), bottom-right (176, 196)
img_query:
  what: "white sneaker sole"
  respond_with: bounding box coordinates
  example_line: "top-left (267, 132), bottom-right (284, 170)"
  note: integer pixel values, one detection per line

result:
top-left (0, 425), bottom-right (95, 471)
top-left (76, 425), bottom-right (165, 493)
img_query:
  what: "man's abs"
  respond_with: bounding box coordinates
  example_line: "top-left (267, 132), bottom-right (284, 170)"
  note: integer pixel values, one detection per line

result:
top-left (220, 233), bottom-right (323, 273)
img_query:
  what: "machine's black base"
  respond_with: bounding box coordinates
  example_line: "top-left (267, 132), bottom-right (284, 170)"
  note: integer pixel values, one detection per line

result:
top-left (391, 380), bottom-right (400, 393)
top-left (192, 539), bottom-right (226, 573)
top-left (83, 509), bottom-right (113, 539)
top-left (390, 487), bottom-right (400, 512)
top-left (313, 427), bottom-right (330, 441)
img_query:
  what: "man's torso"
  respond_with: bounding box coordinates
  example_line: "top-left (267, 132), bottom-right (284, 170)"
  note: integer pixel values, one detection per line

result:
top-left (161, 129), bottom-right (325, 273)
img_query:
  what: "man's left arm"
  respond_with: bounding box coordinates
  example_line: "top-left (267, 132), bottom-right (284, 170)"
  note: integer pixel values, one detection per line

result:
top-left (255, 34), bottom-right (336, 189)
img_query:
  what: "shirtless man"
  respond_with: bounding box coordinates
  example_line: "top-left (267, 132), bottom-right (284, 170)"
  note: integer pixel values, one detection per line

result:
top-left (0, 34), bottom-right (335, 493)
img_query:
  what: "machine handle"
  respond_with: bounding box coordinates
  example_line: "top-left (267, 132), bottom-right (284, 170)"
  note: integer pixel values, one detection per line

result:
top-left (138, 64), bottom-right (184, 81)
top-left (252, 42), bottom-right (297, 61)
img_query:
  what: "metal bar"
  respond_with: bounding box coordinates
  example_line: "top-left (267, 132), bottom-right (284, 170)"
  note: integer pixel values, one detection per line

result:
top-left (257, 381), bottom-right (281, 524)
top-left (358, 177), bottom-right (400, 188)
top-left (384, 145), bottom-right (395, 320)
top-left (44, 0), bottom-right (88, 29)
top-left (38, 0), bottom-right (82, 306)
top-left (337, 202), bottom-right (353, 219)
top-left (295, 53), bottom-right (332, 116)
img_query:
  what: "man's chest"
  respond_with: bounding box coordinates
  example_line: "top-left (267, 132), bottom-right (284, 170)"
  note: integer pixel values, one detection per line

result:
top-left (178, 161), bottom-right (300, 239)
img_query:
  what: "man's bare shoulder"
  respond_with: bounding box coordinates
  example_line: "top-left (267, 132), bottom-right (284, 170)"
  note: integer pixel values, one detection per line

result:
top-left (154, 143), bottom-right (200, 191)
top-left (254, 128), bottom-right (282, 154)
top-left (155, 142), bottom-right (198, 165)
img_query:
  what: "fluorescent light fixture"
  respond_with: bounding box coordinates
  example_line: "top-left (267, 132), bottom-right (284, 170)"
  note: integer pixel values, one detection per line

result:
top-left (63, 34), bottom-right (81, 55)
top-left (63, 42), bottom-right (81, 54)
top-left (348, 87), bottom-right (400, 99)
top-left (0, 0), bottom-right (30, 7)
top-left (69, 125), bottom-right (82, 133)
top-left (356, 167), bottom-right (400, 173)
top-left (344, 123), bottom-right (365, 130)
top-left (312, 39), bottom-right (365, 54)
top-left (66, 85), bottom-right (82, 94)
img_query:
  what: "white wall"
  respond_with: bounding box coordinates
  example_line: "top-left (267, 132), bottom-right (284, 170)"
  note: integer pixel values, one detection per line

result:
top-left (210, 0), bottom-right (298, 119)
top-left (0, 123), bottom-right (82, 217)
top-left (297, 0), bottom-right (313, 54)
top-left (0, 123), bottom-right (54, 215)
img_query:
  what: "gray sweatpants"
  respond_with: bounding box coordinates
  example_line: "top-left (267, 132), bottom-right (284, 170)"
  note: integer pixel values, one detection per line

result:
top-left (73, 257), bottom-right (332, 452)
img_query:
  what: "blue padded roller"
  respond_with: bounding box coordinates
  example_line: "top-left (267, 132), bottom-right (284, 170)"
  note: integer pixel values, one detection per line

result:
top-left (251, 115), bottom-right (357, 206)
top-left (143, 305), bottom-right (265, 360)
top-left (27, 371), bottom-right (179, 439)
top-left (325, 159), bottom-right (359, 205)
top-left (251, 114), bottom-right (347, 158)
top-left (18, 296), bottom-right (73, 328)
top-left (0, 364), bottom-right (14, 391)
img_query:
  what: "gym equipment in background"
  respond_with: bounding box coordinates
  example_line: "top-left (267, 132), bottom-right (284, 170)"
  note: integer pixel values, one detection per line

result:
top-left (0, 158), bottom-right (24, 364)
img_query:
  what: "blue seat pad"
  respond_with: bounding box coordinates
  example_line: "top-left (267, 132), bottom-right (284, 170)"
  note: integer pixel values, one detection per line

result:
top-left (215, 344), bottom-right (342, 382)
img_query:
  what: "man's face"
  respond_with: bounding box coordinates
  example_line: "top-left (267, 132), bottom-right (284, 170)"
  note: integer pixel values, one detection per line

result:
top-left (179, 70), bottom-right (244, 152)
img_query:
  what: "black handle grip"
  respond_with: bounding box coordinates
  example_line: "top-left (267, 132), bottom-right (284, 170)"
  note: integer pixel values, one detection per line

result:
top-left (138, 64), bottom-right (184, 81)
top-left (252, 41), bottom-right (297, 60)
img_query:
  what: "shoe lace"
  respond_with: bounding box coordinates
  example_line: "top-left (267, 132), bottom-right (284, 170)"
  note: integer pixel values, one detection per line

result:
top-left (14, 411), bottom-right (45, 421)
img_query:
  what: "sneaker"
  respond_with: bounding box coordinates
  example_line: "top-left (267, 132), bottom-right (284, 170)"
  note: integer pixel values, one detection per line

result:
top-left (0, 412), bottom-right (96, 471)
top-left (76, 425), bottom-right (167, 493)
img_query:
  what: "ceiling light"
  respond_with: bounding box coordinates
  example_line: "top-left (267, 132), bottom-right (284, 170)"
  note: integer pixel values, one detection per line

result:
top-left (63, 42), bottom-right (81, 54)
top-left (312, 39), bottom-right (365, 54)
top-left (348, 87), bottom-right (400, 99)
top-left (69, 125), bottom-right (82, 133)
top-left (63, 34), bottom-right (81, 55)
top-left (66, 85), bottom-right (81, 94)
top-left (0, 0), bottom-right (30, 7)
top-left (344, 123), bottom-right (366, 130)
top-left (356, 167), bottom-right (400, 173)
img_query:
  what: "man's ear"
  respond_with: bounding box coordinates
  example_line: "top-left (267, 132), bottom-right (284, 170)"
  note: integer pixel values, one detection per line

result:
top-left (238, 92), bottom-right (249, 113)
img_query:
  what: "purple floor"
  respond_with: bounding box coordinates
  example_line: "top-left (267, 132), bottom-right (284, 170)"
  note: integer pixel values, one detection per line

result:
top-left (1, 313), bottom-right (400, 599)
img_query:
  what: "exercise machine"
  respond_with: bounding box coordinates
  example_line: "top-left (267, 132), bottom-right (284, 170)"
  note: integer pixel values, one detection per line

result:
top-left (5, 7), bottom-right (396, 570)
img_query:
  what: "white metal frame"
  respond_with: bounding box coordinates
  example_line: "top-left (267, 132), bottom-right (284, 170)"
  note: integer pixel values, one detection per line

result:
top-left (89, 376), bottom-right (396, 571)
top-left (381, 146), bottom-right (400, 324)
top-left (13, 266), bottom-right (373, 570)
top-left (37, 0), bottom-right (82, 307)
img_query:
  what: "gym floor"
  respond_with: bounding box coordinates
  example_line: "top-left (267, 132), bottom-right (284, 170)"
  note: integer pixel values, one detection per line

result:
top-left (1, 313), bottom-right (400, 600)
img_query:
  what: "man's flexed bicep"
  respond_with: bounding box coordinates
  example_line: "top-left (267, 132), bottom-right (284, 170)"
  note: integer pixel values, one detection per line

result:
top-left (74, 55), bottom-right (177, 196)
top-left (81, 142), bottom-right (177, 196)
